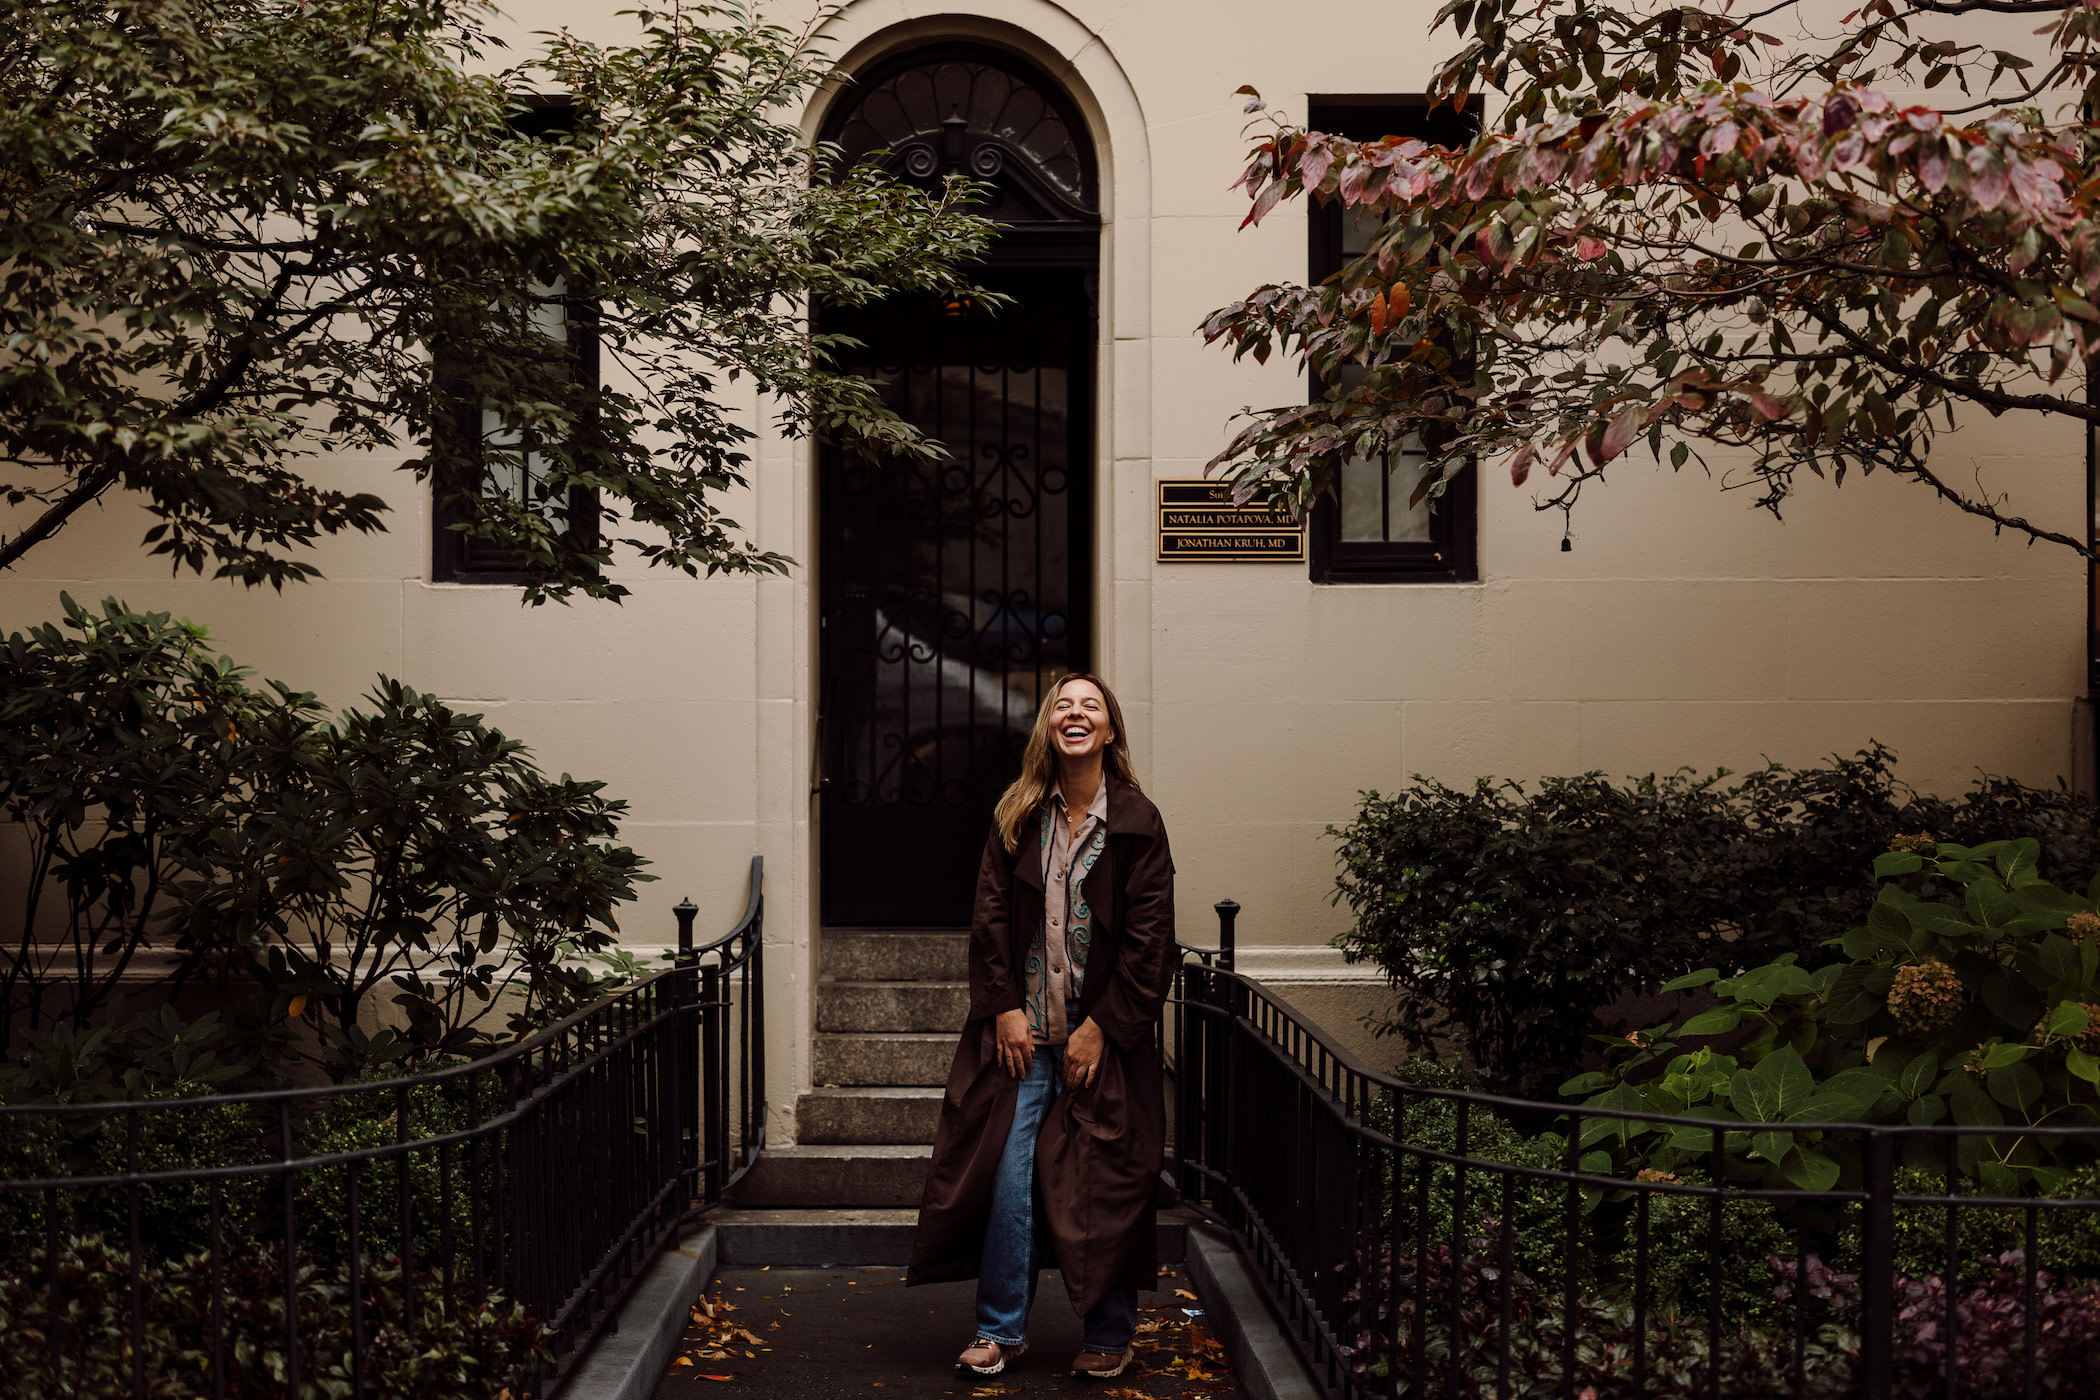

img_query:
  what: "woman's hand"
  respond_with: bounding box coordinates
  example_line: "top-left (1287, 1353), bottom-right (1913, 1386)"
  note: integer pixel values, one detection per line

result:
top-left (995, 1009), bottom-right (1034, 1079)
top-left (1063, 1018), bottom-right (1104, 1090)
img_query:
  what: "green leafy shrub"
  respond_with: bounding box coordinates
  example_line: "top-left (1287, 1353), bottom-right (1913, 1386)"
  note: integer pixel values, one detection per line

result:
top-left (290, 1072), bottom-right (510, 1273)
top-left (1330, 747), bottom-right (2097, 1096)
top-left (0, 1235), bottom-right (547, 1399)
top-left (2, 595), bottom-right (651, 1078)
top-left (1567, 838), bottom-right (2100, 1193)
top-left (1338, 1236), bottom-right (2100, 1399)
top-left (1378, 1059), bottom-right (2100, 1334)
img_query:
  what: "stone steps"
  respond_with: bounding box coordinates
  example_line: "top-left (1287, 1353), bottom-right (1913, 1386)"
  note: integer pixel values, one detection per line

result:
top-left (820, 929), bottom-right (968, 982)
top-left (814, 979), bottom-right (967, 1034)
top-left (812, 1032), bottom-right (953, 1087)
top-left (729, 1144), bottom-right (932, 1209)
top-left (745, 929), bottom-right (970, 1208)
top-left (797, 1086), bottom-right (944, 1144)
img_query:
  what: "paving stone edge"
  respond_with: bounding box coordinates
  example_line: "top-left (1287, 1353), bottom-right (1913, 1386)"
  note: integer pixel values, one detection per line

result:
top-left (554, 1223), bottom-right (717, 1400)
top-left (1184, 1223), bottom-right (1323, 1400)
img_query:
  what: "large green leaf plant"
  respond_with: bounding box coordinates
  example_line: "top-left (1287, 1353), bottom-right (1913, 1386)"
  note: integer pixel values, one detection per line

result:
top-left (1565, 838), bottom-right (2100, 1194)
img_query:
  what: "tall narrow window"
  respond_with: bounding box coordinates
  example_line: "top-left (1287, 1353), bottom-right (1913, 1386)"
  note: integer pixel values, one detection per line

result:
top-left (1308, 99), bottom-right (1479, 585)
top-left (432, 101), bottom-right (601, 585)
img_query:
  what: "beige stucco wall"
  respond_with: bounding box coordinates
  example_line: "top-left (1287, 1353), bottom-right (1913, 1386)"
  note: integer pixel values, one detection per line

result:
top-left (2, 0), bottom-right (2086, 1137)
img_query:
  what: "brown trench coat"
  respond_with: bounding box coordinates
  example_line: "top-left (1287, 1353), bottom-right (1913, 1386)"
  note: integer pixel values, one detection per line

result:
top-left (906, 775), bottom-right (1177, 1316)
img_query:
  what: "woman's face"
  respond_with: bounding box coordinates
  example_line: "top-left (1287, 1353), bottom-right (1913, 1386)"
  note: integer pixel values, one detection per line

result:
top-left (1050, 679), bottom-right (1115, 764)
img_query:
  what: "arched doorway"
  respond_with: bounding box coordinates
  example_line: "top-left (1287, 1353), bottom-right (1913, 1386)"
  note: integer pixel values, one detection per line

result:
top-left (817, 45), bottom-right (1100, 927)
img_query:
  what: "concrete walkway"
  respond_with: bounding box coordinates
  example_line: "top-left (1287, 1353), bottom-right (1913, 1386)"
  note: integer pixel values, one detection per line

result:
top-left (654, 1265), bottom-right (1236, 1400)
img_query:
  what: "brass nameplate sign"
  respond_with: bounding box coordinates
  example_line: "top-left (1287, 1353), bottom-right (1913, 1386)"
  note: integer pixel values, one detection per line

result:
top-left (1155, 481), bottom-right (1304, 563)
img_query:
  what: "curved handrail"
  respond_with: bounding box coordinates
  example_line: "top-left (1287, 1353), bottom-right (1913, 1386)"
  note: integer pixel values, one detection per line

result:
top-left (1180, 955), bottom-right (2100, 1143)
top-left (0, 856), bottom-right (766, 1119)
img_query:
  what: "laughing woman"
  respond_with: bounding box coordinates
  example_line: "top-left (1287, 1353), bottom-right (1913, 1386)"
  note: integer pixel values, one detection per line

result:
top-left (907, 672), bottom-right (1177, 1381)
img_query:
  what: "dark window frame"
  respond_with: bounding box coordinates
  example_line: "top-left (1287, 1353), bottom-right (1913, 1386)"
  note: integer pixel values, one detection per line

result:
top-left (431, 97), bottom-right (603, 586)
top-left (1307, 98), bottom-right (1480, 586)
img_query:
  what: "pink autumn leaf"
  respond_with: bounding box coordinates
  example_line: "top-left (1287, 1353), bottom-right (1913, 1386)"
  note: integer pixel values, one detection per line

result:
top-left (1509, 442), bottom-right (1536, 487)
top-left (1967, 146), bottom-right (2009, 211)
top-left (2010, 158), bottom-right (2065, 217)
top-left (1576, 236), bottom-right (1608, 260)
top-left (1595, 407), bottom-right (1643, 463)
top-left (1918, 146), bottom-right (1949, 193)
top-left (1750, 391), bottom-right (1792, 421)
top-left (1239, 181), bottom-right (1283, 230)
top-left (1302, 144), bottom-right (1334, 194)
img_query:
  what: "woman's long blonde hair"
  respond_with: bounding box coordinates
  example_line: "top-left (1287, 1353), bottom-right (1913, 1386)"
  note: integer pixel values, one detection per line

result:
top-left (993, 672), bottom-right (1141, 853)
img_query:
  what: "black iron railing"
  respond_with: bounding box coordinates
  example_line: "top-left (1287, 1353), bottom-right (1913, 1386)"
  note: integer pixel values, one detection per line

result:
top-left (0, 856), bottom-right (766, 1397)
top-left (1170, 900), bottom-right (2100, 1400)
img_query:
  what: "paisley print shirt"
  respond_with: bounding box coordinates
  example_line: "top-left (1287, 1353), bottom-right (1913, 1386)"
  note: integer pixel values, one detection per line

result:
top-left (1024, 781), bottom-right (1109, 1044)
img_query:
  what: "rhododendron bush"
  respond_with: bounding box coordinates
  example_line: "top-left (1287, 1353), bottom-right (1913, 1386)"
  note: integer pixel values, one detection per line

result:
top-left (1202, 0), bottom-right (2100, 552)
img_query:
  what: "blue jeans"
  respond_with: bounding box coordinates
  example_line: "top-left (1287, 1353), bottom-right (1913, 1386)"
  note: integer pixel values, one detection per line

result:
top-left (974, 1014), bottom-right (1139, 1351)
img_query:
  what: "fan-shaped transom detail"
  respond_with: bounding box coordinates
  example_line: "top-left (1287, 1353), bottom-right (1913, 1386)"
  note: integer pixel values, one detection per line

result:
top-left (822, 45), bottom-right (1098, 230)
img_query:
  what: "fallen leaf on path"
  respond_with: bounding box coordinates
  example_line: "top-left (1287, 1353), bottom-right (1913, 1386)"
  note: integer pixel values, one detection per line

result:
top-left (1105, 1388), bottom-right (1149, 1399)
top-left (672, 1358), bottom-right (694, 1368)
top-left (1173, 1289), bottom-right (1199, 1301)
top-left (968, 1386), bottom-right (1018, 1397)
top-left (696, 1375), bottom-right (733, 1383)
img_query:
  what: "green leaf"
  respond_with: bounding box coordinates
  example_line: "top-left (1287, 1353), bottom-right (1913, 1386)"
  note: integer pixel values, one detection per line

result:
top-left (1662, 968), bottom-right (1720, 993)
top-left (2010, 884), bottom-right (2086, 920)
top-left (2068, 1047), bottom-right (2100, 1086)
top-left (1906, 1093), bottom-right (1947, 1126)
top-left (1996, 839), bottom-right (2042, 888)
top-left (1782, 1145), bottom-right (1841, 1192)
top-left (1561, 1071), bottom-right (1610, 1095)
top-left (1824, 965), bottom-right (1879, 1024)
top-left (1874, 851), bottom-right (1924, 878)
top-left (1866, 900), bottom-right (1916, 953)
top-left (1968, 879), bottom-right (2020, 929)
top-left (1980, 1042), bottom-right (2032, 1070)
top-left (2037, 934), bottom-right (2080, 982)
top-left (1677, 1007), bottom-right (1745, 1038)
top-left (1897, 1053), bottom-right (1939, 1098)
top-left (2045, 1002), bottom-right (2091, 1038)
top-left (1750, 1129), bottom-right (1793, 1164)
top-left (1581, 1083), bottom-right (1649, 1145)
top-left (1795, 1089), bottom-right (1870, 1124)
top-left (1900, 901), bottom-right (1979, 940)
top-left (1979, 970), bottom-right (2041, 1032)
top-left (1977, 1160), bottom-right (2020, 1197)
top-left (1733, 1047), bottom-right (1814, 1123)
top-left (1948, 1076), bottom-right (2005, 1128)
top-left (1985, 1060), bottom-right (2042, 1114)
top-left (1729, 962), bottom-right (1822, 1005)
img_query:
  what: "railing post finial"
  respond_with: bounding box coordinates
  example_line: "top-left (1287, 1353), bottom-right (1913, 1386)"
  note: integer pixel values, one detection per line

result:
top-left (1213, 899), bottom-right (1238, 972)
top-left (674, 898), bottom-right (698, 958)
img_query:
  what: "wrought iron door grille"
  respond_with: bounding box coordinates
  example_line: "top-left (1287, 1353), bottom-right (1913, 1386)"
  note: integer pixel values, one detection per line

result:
top-left (820, 272), bottom-right (1092, 925)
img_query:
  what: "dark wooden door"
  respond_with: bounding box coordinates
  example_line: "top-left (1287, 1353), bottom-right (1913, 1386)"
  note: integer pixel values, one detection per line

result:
top-left (819, 270), bottom-right (1092, 926)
